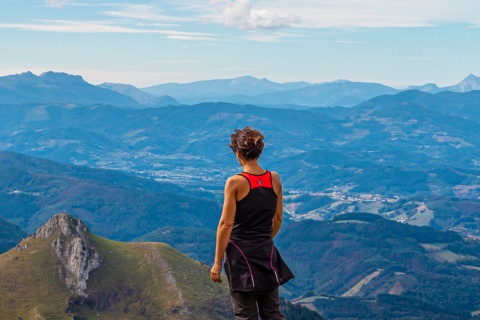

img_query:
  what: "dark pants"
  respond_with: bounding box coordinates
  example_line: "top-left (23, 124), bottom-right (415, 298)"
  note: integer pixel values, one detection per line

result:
top-left (230, 287), bottom-right (286, 320)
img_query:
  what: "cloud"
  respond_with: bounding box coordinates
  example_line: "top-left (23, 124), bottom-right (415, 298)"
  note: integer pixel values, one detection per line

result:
top-left (206, 0), bottom-right (480, 29)
top-left (245, 31), bottom-right (305, 42)
top-left (167, 35), bottom-right (217, 41)
top-left (212, 0), bottom-right (300, 30)
top-left (271, 0), bottom-right (480, 28)
top-left (45, 0), bottom-right (68, 8)
top-left (0, 20), bottom-right (214, 38)
top-left (104, 4), bottom-right (193, 23)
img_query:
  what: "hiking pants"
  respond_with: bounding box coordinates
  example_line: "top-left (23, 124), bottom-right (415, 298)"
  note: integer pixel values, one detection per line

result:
top-left (230, 287), bottom-right (286, 320)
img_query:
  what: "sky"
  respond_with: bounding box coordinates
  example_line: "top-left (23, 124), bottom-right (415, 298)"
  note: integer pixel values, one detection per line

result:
top-left (0, 0), bottom-right (479, 88)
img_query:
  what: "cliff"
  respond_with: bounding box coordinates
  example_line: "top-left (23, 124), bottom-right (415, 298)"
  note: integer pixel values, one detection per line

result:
top-left (28, 213), bottom-right (102, 297)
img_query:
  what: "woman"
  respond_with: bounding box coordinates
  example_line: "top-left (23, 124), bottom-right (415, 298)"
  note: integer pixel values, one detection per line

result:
top-left (211, 126), bottom-right (294, 320)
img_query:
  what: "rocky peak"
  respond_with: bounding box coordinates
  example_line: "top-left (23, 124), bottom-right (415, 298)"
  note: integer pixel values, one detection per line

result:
top-left (450, 74), bottom-right (480, 92)
top-left (39, 71), bottom-right (86, 85)
top-left (32, 213), bottom-right (102, 297)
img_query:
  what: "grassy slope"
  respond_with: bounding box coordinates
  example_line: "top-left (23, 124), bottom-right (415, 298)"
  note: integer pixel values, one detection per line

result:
top-left (0, 233), bottom-right (232, 320)
top-left (0, 236), bottom-right (71, 319)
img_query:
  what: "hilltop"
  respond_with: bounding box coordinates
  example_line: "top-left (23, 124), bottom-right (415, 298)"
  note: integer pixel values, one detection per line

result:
top-left (0, 213), bottom-right (233, 319)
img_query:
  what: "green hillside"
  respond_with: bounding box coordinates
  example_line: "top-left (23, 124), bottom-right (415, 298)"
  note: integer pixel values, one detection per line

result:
top-left (0, 152), bottom-right (220, 240)
top-left (136, 226), bottom-right (216, 264)
top-left (0, 213), bottom-right (233, 319)
top-left (276, 212), bottom-right (480, 319)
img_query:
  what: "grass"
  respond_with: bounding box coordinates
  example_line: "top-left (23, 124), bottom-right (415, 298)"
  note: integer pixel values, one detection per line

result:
top-left (0, 231), bottom-right (233, 319)
top-left (342, 270), bottom-right (382, 297)
top-left (0, 236), bottom-right (71, 320)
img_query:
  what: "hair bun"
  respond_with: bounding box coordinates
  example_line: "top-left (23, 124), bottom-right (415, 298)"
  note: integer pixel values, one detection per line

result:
top-left (229, 126), bottom-right (265, 160)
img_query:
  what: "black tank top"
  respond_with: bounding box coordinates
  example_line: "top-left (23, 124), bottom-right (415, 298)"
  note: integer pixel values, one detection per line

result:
top-left (230, 171), bottom-right (278, 242)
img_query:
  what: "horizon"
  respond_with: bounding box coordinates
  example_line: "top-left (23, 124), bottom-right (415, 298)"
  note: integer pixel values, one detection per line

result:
top-left (3, 69), bottom-right (478, 90)
top-left (1, 1), bottom-right (479, 88)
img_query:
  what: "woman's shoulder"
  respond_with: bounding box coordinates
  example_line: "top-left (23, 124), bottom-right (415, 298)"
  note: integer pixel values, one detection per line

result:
top-left (269, 170), bottom-right (281, 181)
top-left (225, 174), bottom-right (249, 186)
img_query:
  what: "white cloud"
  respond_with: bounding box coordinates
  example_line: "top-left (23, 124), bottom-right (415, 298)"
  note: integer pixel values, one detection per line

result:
top-left (270, 0), bottom-right (480, 28)
top-left (45, 0), bottom-right (68, 9)
top-left (104, 4), bottom-right (193, 22)
top-left (245, 31), bottom-right (304, 42)
top-left (212, 0), bottom-right (300, 30)
top-left (167, 35), bottom-right (216, 41)
top-left (205, 0), bottom-right (480, 29)
top-left (0, 20), bottom-right (214, 38)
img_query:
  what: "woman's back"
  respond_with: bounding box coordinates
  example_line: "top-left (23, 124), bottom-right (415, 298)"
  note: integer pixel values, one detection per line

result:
top-left (231, 171), bottom-right (278, 241)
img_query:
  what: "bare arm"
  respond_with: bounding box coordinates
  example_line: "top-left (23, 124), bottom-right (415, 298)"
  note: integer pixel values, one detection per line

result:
top-left (211, 177), bottom-right (238, 283)
top-left (271, 171), bottom-right (283, 239)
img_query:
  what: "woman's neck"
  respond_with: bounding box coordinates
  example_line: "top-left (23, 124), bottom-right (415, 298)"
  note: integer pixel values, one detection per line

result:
top-left (241, 159), bottom-right (264, 174)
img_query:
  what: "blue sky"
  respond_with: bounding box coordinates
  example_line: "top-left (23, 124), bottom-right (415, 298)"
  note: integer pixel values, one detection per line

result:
top-left (1, 0), bottom-right (479, 88)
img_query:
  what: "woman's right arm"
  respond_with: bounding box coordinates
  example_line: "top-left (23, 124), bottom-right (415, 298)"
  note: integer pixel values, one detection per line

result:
top-left (211, 176), bottom-right (237, 283)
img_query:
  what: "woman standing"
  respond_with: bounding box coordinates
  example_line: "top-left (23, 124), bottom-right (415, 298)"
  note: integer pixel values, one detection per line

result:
top-left (211, 127), bottom-right (294, 320)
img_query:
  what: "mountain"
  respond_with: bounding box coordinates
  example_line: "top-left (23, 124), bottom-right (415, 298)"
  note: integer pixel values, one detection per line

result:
top-left (0, 216), bottom-right (27, 254)
top-left (407, 74), bottom-right (480, 94)
top-left (448, 74), bottom-right (480, 92)
top-left (235, 80), bottom-right (400, 107)
top-left (0, 213), bottom-right (233, 319)
top-left (141, 75), bottom-right (311, 102)
top-left (0, 71), bottom-right (141, 107)
top-left (141, 76), bottom-right (399, 107)
top-left (277, 212), bottom-right (480, 319)
top-left (406, 83), bottom-right (442, 93)
top-left (98, 82), bottom-right (180, 107)
top-left (0, 151), bottom-right (220, 240)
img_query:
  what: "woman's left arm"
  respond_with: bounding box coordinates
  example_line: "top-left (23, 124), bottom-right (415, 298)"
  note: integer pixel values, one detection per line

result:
top-left (271, 171), bottom-right (283, 239)
top-left (211, 176), bottom-right (237, 283)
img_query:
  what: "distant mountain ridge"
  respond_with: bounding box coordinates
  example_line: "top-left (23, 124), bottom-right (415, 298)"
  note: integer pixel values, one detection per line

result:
top-left (141, 75), bottom-right (311, 100)
top-left (98, 82), bottom-right (180, 107)
top-left (0, 71), bottom-right (140, 107)
top-left (407, 73), bottom-right (480, 93)
top-left (1, 71), bottom-right (478, 108)
top-left (140, 73), bottom-right (480, 107)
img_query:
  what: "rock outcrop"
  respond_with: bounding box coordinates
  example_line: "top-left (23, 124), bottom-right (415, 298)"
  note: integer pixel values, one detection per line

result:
top-left (32, 213), bottom-right (102, 297)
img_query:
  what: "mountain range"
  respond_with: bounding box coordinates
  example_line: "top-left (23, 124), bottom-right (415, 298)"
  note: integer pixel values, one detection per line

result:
top-left (1, 71), bottom-right (479, 108)
top-left (2, 87), bottom-right (480, 236)
top-left (140, 73), bottom-right (480, 107)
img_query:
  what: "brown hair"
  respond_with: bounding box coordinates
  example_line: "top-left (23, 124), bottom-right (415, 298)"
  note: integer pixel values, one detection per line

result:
top-left (229, 126), bottom-right (265, 160)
